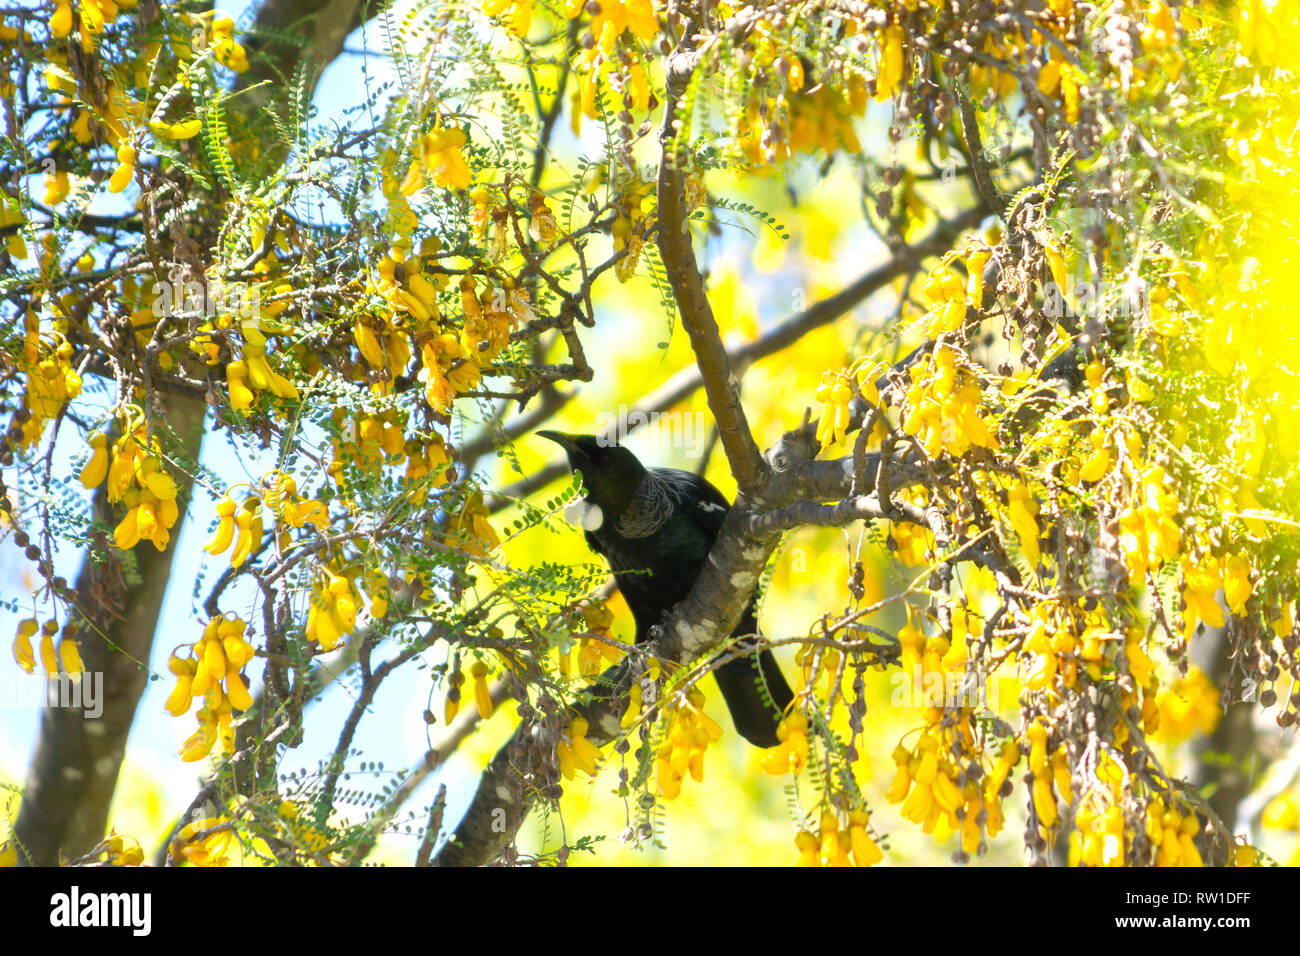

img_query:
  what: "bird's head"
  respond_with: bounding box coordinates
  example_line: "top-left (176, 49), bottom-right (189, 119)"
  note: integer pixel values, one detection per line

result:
top-left (537, 431), bottom-right (647, 518)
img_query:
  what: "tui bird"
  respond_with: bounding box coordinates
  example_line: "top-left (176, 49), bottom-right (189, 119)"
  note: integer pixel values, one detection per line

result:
top-left (537, 431), bottom-right (793, 747)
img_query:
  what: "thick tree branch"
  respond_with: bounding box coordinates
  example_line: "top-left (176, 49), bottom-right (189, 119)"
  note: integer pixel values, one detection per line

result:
top-left (656, 39), bottom-right (767, 497)
top-left (957, 90), bottom-right (1010, 220)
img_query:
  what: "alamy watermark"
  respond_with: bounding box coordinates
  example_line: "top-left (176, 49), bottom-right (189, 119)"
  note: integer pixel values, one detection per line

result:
top-left (49, 886), bottom-right (151, 936)
top-left (149, 277), bottom-right (262, 321)
top-left (1042, 273), bottom-right (1149, 322)
top-left (594, 406), bottom-right (712, 458)
top-left (890, 665), bottom-right (1013, 711)
top-left (0, 673), bottom-right (103, 718)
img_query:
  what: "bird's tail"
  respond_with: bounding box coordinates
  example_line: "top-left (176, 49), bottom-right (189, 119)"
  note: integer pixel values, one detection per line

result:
top-left (710, 607), bottom-right (794, 748)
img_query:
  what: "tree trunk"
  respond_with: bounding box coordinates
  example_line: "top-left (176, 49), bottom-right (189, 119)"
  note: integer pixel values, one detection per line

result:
top-left (9, 0), bottom-right (387, 866)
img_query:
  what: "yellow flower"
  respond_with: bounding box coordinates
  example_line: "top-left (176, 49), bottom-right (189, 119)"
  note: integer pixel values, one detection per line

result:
top-left (59, 635), bottom-right (84, 675)
top-left (79, 431), bottom-right (109, 487)
top-left (1181, 555), bottom-right (1224, 639)
top-left (229, 499), bottom-right (263, 568)
top-left (890, 519), bottom-right (933, 567)
top-left (760, 710), bottom-right (808, 776)
top-left (50, 1), bottom-right (73, 39)
top-left (470, 660), bottom-right (493, 718)
top-left (875, 26), bottom-right (906, 101)
top-left (236, 326), bottom-right (299, 405)
top-left (172, 616), bottom-right (255, 758)
top-left (165, 655), bottom-right (197, 716)
top-left (1141, 1), bottom-right (1179, 51)
top-left (447, 489), bottom-right (499, 557)
top-left (902, 348), bottom-right (998, 458)
top-left (401, 127), bottom-right (473, 194)
top-left (1154, 669), bottom-right (1222, 742)
top-left (12, 618), bottom-right (38, 673)
top-left (794, 829), bottom-right (820, 866)
top-left (528, 193), bottom-right (561, 243)
top-left (212, 14), bottom-right (249, 73)
top-left (1117, 464), bottom-right (1181, 580)
top-left (148, 118), bottom-right (203, 141)
top-left (1078, 431), bottom-right (1110, 483)
top-left (1038, 59), bottom-right (1061, 96)
top-left (918, 258), bottom-right (967, 335)
top-left (108, 143), bottom-right (136, 193)
top-left (305, 569), bottom-right (359, 651)
top-left (1221, 553), bottom-right (1254, 615)
top-left (1059, 62), bottom-right (1084, 124)
top-left (813, 371), bottom-right (853, 448)
top-left (1006, 480), bottom-right (1041, 567)
top-left (1262, 792), bottom-right (1300, 831)
top-left (1070, 801), bottom-right (1126, 866)
top-left (43, 169), bottom-right (71, 206)
top-left (816, 811), bottom-right (853, 867)
top-left (113, 503), bottom-right (141, 549)
top-left (204, 495), bottom-right (238, 555)
top-left (226, 360), bottom-right (254, 410)
top-left (483, 0), bottom-right (531, 36)
top-left (848, 810), bottom-right (884, 866)
top-left (656, 686), bottom-right (724, 798)
top-left (39, 622), bottom-right (59, 678)
top-left (557, 716), bottom-right (602, 779)
top-left (97, 831), bottom-right (145, 866)
top-left (170, 816), bottom-right (234, 866)
top-left (585, 0), bottom-right (658, 49)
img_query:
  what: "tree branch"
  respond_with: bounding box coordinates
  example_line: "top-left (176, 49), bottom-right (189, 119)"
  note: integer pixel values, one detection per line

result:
top-left (655, 38), bottom-right (767, 496)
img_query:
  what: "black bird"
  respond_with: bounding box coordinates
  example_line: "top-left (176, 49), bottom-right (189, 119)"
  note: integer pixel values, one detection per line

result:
top-left (537, 431), bottom-right (793, 747)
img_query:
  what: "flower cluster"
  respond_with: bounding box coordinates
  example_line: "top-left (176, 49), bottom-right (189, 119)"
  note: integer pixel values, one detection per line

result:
top-left (1068, 754), bottom-right (1127, 866)
top-left (759, 709), bottom-right (809, 776)
top-left (1024, 718), bottom-right (1071, 830)
top-left (1153, 668), bottom-right (1222, 742)
top-left (794, 809), bottom-right (883, 867)
top-left (205, 494), bottom-right (262, 568)
top-left (656, 686), bottom-right (724, 800)
top-left (87, 830), bottom-right (146, 866)
top-left (901, 346), bottom-right (998, 459)
top-left (166, 615), bottom-right (256, 762)
top-left (11, 617), bottom-right (83, 678)
top-left (50, 0), bottom-right (133, 52)
top-left (445, 488), bottom-right (500, 559)
top-left (1144, 796), bottom-right (1205, 867)
top-left (611, 180), bottom-right (654, 283)
top-left (404, 432), bottom-right (454, 500)
top-left (305, 567), bottom-right (362, 652)
top-left (886, 709), bottom-right (991, 854)
top-left (1117, 455), bottom-right (1182, 581)
top-left (80, 417), bottom-right (181, 552)
top-left (228, 324), bottom-right (299, 412)
top-left (574, 599), bottom-right (623, 679)
top-left (15, 333), bottom-right (81, 450)
top-left (210, 13), bottom-right (249, 73)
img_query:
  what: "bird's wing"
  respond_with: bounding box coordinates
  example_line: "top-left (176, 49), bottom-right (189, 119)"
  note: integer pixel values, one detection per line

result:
top-left (651, 467), bottom-right (731, 540)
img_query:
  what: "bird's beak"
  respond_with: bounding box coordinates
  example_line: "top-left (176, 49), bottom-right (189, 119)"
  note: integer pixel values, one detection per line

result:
top-left (536, 430), bottom-right (578, 453)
